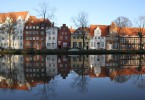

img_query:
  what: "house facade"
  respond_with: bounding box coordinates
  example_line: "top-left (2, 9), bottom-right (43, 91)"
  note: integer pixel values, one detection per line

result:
top-left (23, 16), bottom-right (51, 50)
top-left (58, 24), bottom-right (71, 49)
top-left (71, 28), bottom-right (90, 50)
top-left (89, 25), bottom-right (109, 50)
top-left (46, 27), bottom-right (58, 49)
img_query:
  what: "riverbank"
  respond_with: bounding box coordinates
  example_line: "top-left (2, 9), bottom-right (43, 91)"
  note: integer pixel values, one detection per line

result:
top-left (0, 49), bottom-right (145, 55)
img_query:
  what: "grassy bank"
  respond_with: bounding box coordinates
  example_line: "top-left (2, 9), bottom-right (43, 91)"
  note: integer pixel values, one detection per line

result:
top-left (0, 49), bottom-right (145, 55)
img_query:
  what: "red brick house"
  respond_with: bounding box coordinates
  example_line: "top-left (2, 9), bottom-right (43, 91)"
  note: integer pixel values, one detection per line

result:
top-left (58, 24), bottom-right (71, 49)
top-left (23, 16), bottom-right (51, 50)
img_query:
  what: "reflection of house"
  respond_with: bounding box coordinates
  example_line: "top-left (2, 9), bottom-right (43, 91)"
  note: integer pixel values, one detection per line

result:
top-left (89, 25), bottom-right (109, 49)
top-left (46, 55), bottom-right (58, 76)
top-left (0, 55), bottom-right (25, 87)
top-left (89, 55), bottom-right (106, 76)
top-left (71, 55), bottom-right (90, 75)
top-left (46, 27), bottom-right (58, 49)
top-left (58, 55), bottom-right (71, 79)
top-left (58, 24), bottom-right (71, 49)
top-left (24, 55), bottom-right (46, 80)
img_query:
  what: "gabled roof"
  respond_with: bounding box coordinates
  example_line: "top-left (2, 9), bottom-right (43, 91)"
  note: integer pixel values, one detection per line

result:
top-left (0, 11), bottom-right (29, 23)
top-left (90, 25), bottom-right (109, 37)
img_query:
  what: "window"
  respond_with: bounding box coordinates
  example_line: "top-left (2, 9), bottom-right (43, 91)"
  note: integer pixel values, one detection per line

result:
top-left (29, 26), bottom-right (32, 29)
top-left (36, 37), bottom-right (39, 40)
top-left (26, 26), bottom-right (28, 29)
top-left (53, 31), bottom-right (55, 35)
top-left (20, 36), bottom-right (22, 40)
top-left (26, 31), bottom-right (28, 34)
top-left (26, 37), bottom-right (28, 40)
top-left (33, 26), bottom-right (35, 29)
top-left (73, 36), bottom-right (76, 39)
top-left (65, 36), bottom-right (68, 40)
top-left (49, 37), bottom-right (51, 40)
top-left (20, 42), bottom-right (22, 46)
top-left (41, 27), bottom-right (44, 29)
top-left (13, 36), bottom-right (15, 40)
top-left (33, 37), bottom-right (35, 40)
top-left (17, 36), bottom-right (19, 39)
top-left (91, 42), bottom-right (93, 47)
top-left (41, 31), bottom-right (44, 34)
top-left (53, 37), bottom-right (55, 40)
top-left (101, 42), bottom-right (104, 47)
top-left (98, 37), bottom-right (100, 39)
top-left (60, 36), bottom-right (63, 40)
top-left (47, 43), bottom-right (50, 46)
top-left (36, 26), bottom-right (39, 29)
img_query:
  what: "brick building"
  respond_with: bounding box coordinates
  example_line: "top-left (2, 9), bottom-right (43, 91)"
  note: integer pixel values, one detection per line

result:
top-left (23, 16), bottom-right (51, 50)
top-left (58, 24), bottom-right (71, 49)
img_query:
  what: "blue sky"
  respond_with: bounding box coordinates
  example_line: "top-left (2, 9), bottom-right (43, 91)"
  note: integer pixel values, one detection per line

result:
top-left (0, 0), bottom-right (145, 27)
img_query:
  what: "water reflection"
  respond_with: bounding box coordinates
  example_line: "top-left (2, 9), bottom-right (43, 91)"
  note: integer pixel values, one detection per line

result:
top-left (0, 54), bottom-right (145, 99)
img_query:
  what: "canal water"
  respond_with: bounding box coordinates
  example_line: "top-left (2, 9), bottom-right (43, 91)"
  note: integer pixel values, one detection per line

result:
top-left (0, 54), bottom-right (145, 100)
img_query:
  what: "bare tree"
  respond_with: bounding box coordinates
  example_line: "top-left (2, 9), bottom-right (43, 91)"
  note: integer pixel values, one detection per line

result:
top-left (1, 12), bottom-right (17, 49)
top-left (135, 16), bottom-right (145, 50)
top-left (72, 11), bottom-right (89, 50)
top-left (34, 1), bottom-right (56, 23)
top-left (135, 16), bottom-right (145, 33)
top-left (114, 16), bottom-right (132, 35)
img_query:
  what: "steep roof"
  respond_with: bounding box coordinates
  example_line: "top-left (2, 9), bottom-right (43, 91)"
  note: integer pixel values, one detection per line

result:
top-left (0, 11), bottom-right (29, 23)
top-left (90, 25), bottom-right (109, 37)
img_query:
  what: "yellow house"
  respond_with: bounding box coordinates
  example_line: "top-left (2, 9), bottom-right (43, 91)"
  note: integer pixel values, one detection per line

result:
top-left (71, 28), bottom-right (90, 50)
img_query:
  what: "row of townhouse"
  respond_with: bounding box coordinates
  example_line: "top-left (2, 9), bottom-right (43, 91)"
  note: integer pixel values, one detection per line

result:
top-left (0, 11), bottom-right (71, 50)
top-left (0, 11), bottom-right (145, 50)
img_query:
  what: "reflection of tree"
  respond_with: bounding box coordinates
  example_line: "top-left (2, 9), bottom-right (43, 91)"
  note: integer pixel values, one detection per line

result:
top-left (34, 78), bottom-right (57, 100)
top-left (71, 55), bottom-right (90, 94)
top-left (133, 74), bottom-right (145, 89)
top-left (71, 74), bottom-right (89, 94)
top-left (114, 75), bottom-right (131, 83)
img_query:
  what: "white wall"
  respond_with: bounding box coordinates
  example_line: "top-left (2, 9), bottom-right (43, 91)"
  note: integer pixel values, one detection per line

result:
top-left (46, 55), bottom-right (58, 76)
top-left (89, 27), bottom-right (106, 50)
top-left (46, 27), bottom-right (58, 49)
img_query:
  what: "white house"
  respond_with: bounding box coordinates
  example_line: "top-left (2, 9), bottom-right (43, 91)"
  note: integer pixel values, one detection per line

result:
top-left (46, 27), bottom-right (58, 49)
top-left (0, 11), bottom-right (30, 49)
top-left (89, 25), bottom-right (108, 50)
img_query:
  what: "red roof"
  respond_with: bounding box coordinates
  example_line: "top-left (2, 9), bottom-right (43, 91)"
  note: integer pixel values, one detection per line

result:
top-left (118, 27), bottom-right (145, 36)
top-left (0, 11), bottom-right (29, 23)
top-left (90, 25), bottom-right (109, 37)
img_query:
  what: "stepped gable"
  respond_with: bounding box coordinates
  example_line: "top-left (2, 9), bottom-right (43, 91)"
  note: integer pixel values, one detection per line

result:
top-left (90, 24), bottom-right (109, 37)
